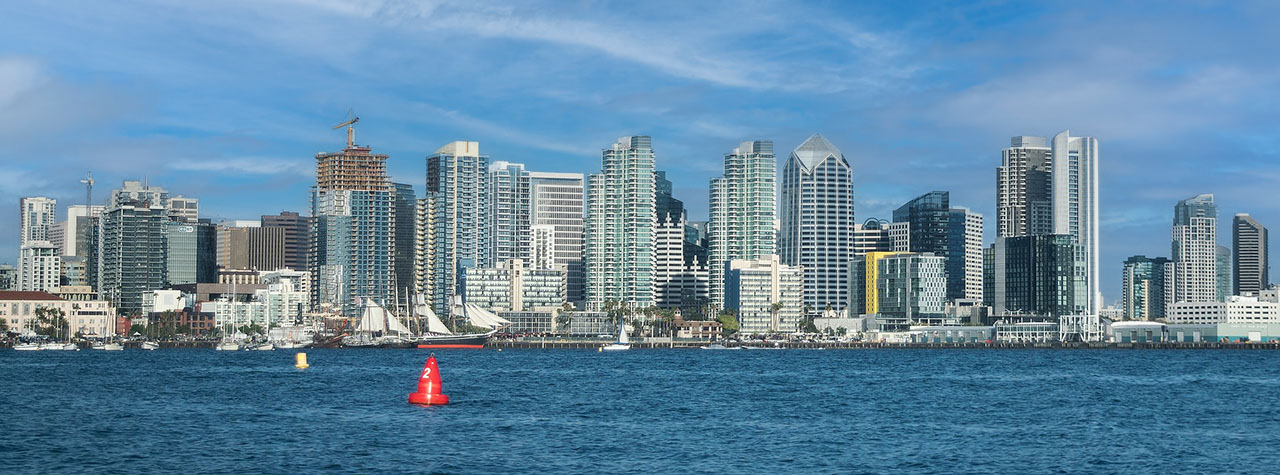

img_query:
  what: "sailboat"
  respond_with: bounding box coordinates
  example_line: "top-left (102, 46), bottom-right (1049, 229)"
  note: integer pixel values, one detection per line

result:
top-left (343, 297), bottom-right (415, 348)
top-left (602, 321), bottom-right (631, 351)
top-left (416, 296), bottom-right (503, 349)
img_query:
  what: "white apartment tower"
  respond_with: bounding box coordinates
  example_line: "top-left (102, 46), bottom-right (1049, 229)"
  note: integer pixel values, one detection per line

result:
top-left (708, 140), bottom-right (776, 310)
top-left (19, 197), bottom-right (57, 246)
top-left (529, 172), bottom-right (585, 306)
top-left (1051, 131), bottom-right (1101, 314)
top-left (1171, 194), bottom-right (1218, 304)
top-left (584, 136), bottom-right (656, 309)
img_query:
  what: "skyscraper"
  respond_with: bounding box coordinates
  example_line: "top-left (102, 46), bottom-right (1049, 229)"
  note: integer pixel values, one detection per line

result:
top-left (653, 171), bottom-right (706, 310)
top-left (165, 220), bottom-right (216, 285)
top-left (167, 195), bottom-right (199, 223)
top-left (989, 234), bottom-right (1087, 317)
top-left (529, 172), bottom-right (585, 306)
top-left (392, 183), bottom-right (417, 293)
top-left (261, 211), bottom-right (313, 272)
top-left (1171, 194), bottom-right (1218, 304)
top-left (708, 140), bottom-right (776, 310)
top-left (779, 134), bottom-right (854, 314)
top-left (996, 132), bottom-right (1100, 314)
top-left (1234, 214), bottom-right (1269, 295)
top-left (1051, 131), bottom-right (1100, 314)
top-left (892, 192), bottom-right (984, 302)
top-left (1217, 245), bottom-right (1232, 302)
top-left (19, 197), bottom-right (57, 246)
top-left (426, 141), bottom-right (489, 313)
top-left (64, 205), bottom-right (104, 258)
top-left (1121, 256), bottom-right (1172, 320)
top-left (488, 161), bottom-right (530, 267)
top-left (997, 136), bottom-right (1053, 238)
top-left (91, 181), bottom-right (170, 315)
top-left (311, 132), bottom-right (393, 315)
top-left (585, 136), bottom-right (656, 309)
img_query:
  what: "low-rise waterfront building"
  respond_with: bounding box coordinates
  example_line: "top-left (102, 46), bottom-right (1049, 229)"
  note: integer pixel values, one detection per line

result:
top-left (908, 325), bottom-right (994, 343)
top-left (724, 255), bottom-right (803, 335)
top-left (876, 253), bottom-right (947, 330)
top-left (994, 321), bottom-right (1059, 343)
top-left (1166, 296), bottom-right (1280, 325)
top-left (0, 290), bottom-right (117, 337)
top-left (462, 258), bottom-right (566, 312)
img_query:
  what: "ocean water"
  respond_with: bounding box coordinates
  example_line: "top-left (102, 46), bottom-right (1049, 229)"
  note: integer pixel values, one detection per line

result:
top-left (2, 348), bottom-right (1279, 474)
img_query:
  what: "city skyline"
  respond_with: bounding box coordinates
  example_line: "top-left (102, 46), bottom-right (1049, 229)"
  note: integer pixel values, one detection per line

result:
top-left (3, 1), bottom-right (1280, 305)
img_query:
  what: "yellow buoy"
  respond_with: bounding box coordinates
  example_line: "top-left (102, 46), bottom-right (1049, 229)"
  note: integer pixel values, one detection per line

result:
top-left (295, 352), bottom-right (310, 369)
top-left (598, 346), bottom-right (603, 352)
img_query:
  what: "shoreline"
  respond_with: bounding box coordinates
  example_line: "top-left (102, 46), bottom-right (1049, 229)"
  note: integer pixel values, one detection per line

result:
top-left (7, 340), bottom-right (1280, 350)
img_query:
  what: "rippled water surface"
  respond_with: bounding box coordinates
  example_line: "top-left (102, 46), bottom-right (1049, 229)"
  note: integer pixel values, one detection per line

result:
top-left (3, 349), bottom-right (1279, 474)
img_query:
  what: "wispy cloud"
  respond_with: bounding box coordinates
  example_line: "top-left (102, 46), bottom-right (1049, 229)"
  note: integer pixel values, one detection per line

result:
top-left (169, 158), bottom-right (313, 176)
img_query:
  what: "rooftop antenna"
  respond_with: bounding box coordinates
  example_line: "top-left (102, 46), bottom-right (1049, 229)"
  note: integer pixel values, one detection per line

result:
top-left (333, 108), bottom-right (359, 148)
top-left (79, 171), bottom-right (95, 207)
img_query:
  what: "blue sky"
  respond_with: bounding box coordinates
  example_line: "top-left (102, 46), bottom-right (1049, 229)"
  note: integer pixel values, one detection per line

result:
top-left (2, 0), bottom-right (1278, 304)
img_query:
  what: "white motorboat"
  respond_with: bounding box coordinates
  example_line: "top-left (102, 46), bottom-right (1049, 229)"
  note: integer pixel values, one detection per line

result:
top-left (215, 341), bottom-right (242, 351)
top-left (40, 342), bottom-right (79, 351)
top-left (602, 322), bottom-right (631, 351)
top-left (141, 341), bottom-right (160, 351)
top-left (244, 342), bottom-right (275, 351)
top-left (101, 342), bottom-right (124, 351)
top-left (13, 342), bottom-right (41, 351)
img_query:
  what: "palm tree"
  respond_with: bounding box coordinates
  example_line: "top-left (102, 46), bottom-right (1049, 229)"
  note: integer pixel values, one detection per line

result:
top-left (556, 302), bottom-right (576, 334)
top-left (769, 302), bottom-right (783, 333)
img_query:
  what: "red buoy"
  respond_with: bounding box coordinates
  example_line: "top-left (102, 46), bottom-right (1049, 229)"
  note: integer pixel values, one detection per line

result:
top-left (408, 355), bottom-right (450, 405)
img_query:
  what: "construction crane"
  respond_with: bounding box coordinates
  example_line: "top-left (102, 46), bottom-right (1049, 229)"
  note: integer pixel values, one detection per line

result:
top-left (333, 110), bottom-right (359, 148)
top-left (79, 171), bottom-right (94, 207)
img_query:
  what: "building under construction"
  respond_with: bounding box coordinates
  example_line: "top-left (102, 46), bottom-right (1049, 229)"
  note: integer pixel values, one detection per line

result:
top-left (310, 117), bottom-right (395, 315)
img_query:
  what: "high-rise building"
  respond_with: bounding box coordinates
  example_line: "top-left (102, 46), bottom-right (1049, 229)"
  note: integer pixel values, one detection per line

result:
top-left (488, 162), bottom-right (530, 268)
top-left (247, 226), bottom-right (285, 271)
top-left (392, 183), bottom-right (417, 293)
top-left (530, 225), bottom-right (557, 271)
top-left (852, 219), bottom-right (910, 256)
top-left (91, 181), bottom-right (170, 315)
top-left (311, 133), bottom-right (393, 315)
top-left (1234, 214), bottom-right (1269, 295)
top-left (529, 172), bottom-right (585, 306)
top-left (779, 134), bottom-right (854, 314)
top-left (585, 136), bottom-right (656, 309)
top-left (1171, 193), bottom-right (1218, 304)
top-left (996, 132), bottom-right (1099, 314)
top-left (708, 140), bottom-right (776, 310)
top-left (988, 234), bottom-right (1087, 317)
top-left (997, 136), bottom-right (1053, 238)
top-left (18, 242), bottom-right (60, 292)
top-left (892, 192), bottom-right (984, 302)
top-left (65, 205), bottom-right (104, 258)
top-left (1050, 131), bottom-right (1101, 314)
top-left (0, 265), bottom-right (16, 290)
top-left (165, 220), bottom-right (216, 285)
top-left (413, 197), bottom-right (433, 297)
top-left (426, 141), bottom-right (489, 314)
top-left (261, 211), bottom-right (312, 272)
top-left (1217, 245), bottom-right (1232, 302)
top-left (725, 255), bottom-right (803, 335)
top-left (167, 195), bottom-right (199, 223)
top-left (652, 171), bottom-right (708, 311)
top-left (19, 197), bottom-right (57, 246)
top-left (1121, 256), bottom-right (1173, 320)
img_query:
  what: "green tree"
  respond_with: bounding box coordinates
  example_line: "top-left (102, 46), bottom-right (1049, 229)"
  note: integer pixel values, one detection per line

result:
top-left (556, 302), bottom-right (576, 334)
top-left (35, 306), bottom-right (69, 339)
top-left (716, 309), bottom-right (739, 338)
top-left (129, 323), bottom-right (146, 336)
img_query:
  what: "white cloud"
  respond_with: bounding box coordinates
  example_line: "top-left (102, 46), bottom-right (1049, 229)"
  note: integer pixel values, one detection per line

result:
top-left (170, 158), bottom-right (313, 176)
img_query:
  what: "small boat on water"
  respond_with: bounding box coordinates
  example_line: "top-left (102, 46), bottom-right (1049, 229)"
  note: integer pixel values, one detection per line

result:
top-left (215, 341), bottom-right (242, 351)
top-left (141, 341), bottom-right (160, 351)
top-left (702, 343), bottom-right (739, 350)
top-left (40, 342), bottom-right (79, 351)
top-left (602, 322), bottom-right (631, 351)
top-left (13, 342), bottom-right (41, 351)
top-left (244, 342), bottom-right (274, 351)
